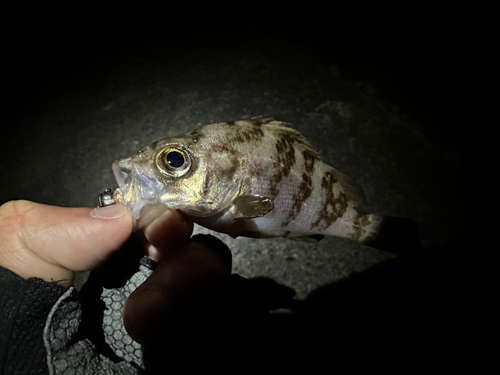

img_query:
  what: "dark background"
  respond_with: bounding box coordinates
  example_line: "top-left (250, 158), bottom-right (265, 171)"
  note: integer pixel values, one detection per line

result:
top-left (1, 2), bottom-right (497, 372)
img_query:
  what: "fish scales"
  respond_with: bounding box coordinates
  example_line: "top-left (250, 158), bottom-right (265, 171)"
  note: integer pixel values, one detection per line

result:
top-left (112, 117), bottom-right (381, 243)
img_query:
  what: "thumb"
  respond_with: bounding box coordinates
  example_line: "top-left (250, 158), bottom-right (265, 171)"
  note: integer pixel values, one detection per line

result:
top-left (0, 200), bottom-right (133, 288)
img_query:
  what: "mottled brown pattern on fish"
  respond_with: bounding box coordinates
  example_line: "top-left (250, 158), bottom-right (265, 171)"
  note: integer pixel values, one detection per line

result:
top-left (303, 150), bottom-right (316, 173)
top-left (209, 144), bottom-right (241, 156)
top-left (270, 136), bottom-right (296, 196)
top-left (311, 172), bottom-right (348, 230)
top-left (351, 213), bottom-right (371, 240)
top-left (219, 154), bottom-right (240, 179)
top-left (281, 150), bottom-right (317, 226)
top-left (244, 126), bottom-right (264, 141)
top-left (230, 157), bottom-right (240, 176)
top-left (359, 213), bottom-right (370, 227)
top-left (278, 127), bottom-right (324, 161)
top-left (325, 172), bottom-right (337, 183)
top-left (283, 172), bottom-right (313, 226)
top-left (229, 126), bottom-right (265, 144)
top-left (190, 129), bottom-right (201, 143)
top-left (249, 117), bottom-right (275, 126)
top-left (269, 126), bottom-right (322, 197)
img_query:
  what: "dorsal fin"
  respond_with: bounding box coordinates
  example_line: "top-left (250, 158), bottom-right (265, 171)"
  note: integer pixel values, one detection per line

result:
top-left (328, 167), bottom-right (365, 207)
top-left (261, 120), bottom-right (324, 160)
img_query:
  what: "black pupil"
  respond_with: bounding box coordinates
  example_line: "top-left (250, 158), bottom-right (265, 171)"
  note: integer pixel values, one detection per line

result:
top-left (166, 151), bottom-right (185, 168)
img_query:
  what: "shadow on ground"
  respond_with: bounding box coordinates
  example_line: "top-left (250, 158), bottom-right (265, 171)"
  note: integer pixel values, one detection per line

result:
top-left (129, 229), bottom-right (496, 372)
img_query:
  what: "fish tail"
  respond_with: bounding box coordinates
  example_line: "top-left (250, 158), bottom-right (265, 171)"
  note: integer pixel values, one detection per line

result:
top-left (362, 215), bottom-right (422, 255)
top-left (357, 213), bottom-right (383, 242)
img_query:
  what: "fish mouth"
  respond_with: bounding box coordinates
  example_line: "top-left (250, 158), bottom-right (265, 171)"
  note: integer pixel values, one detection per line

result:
top-left (112, 160), bottom-right (132, 196)
top-left (112, 160), bottom-right (129, 190)
top-left (112, 158), bottom-right (167, 219)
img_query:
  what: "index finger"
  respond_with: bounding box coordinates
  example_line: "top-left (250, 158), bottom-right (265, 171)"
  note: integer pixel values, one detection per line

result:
top-left (141, 207), bottom-right (193, 262)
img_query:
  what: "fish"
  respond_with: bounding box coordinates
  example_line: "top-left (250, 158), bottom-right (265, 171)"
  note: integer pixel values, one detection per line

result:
top-left (112, 117), bottom-right (419, 249)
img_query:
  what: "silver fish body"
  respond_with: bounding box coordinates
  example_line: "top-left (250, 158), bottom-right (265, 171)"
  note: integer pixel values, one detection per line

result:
top-left (112, 117), bottom-right (381, 242)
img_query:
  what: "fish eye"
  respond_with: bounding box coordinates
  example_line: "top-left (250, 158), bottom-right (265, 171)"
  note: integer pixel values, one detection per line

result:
top-left (154, 146), bottom-right (192, 178)
top-left (166, 150), bottom-right (185, 168)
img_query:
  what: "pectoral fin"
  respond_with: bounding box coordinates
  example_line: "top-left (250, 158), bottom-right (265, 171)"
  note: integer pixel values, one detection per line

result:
top-left (230, 195), bottom-right (274, 220)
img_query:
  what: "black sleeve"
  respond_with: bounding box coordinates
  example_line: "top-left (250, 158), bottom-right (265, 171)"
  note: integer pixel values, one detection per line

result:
top-left (0, 266), bottom-right (65, 375)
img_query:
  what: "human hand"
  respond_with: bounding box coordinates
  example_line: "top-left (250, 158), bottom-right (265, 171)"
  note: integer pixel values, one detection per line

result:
top-left (0, 200), bottom-right (134, 288)
top-left (0, 200), bottom-right (231, 344)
